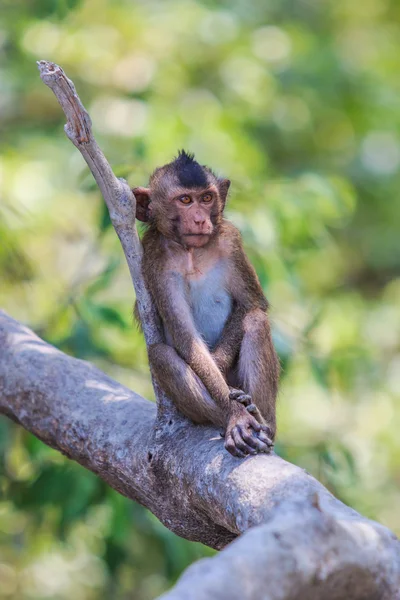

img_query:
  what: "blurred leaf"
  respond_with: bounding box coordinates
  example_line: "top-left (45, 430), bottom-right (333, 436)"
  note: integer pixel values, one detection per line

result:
top-left (310, 356), bottom-right (329, 388)
top-left (87, 256), bottom-right (121, 296)
top-left (0, 225), bottom-right (34, 283)
top-left (92, 304), bottom-right (128, 329)
top-left (55, 318), bottom-right (111, 359)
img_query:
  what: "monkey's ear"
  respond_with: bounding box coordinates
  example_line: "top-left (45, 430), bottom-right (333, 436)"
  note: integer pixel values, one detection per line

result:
top-left (132, 187), bottom-right (151, 222)
top-left (218, 179), bottom-right (231, 207)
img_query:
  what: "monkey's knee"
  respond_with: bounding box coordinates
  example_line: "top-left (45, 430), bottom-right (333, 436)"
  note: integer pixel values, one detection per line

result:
top-left (243, 309), bottom-right (269, 337)
top-left (148, 343), bottom-right (223, 426)
top-left (148, 343), bottom-right (187, 395)
top-left (242, 309), bottom-right (280, 381)
top-left (238, 310), bottom-right (279, 431)
top-left (148, 343), bottom-right (174, 372)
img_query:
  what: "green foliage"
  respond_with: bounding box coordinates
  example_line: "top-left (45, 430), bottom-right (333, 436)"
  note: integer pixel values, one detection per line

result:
top-left (1, 0), bottom-right (400, 598)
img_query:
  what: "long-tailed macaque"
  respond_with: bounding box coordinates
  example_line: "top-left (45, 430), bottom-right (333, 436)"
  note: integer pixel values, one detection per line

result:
top-left (133, 151), bottom-right (280, 458)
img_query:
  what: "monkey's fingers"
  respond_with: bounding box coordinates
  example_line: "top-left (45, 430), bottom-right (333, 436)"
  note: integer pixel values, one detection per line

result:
top-left (259, 423), bottom-right (274, 439)
top-left (237, 394), bottom-right (252, 406)
top-left (257, 429), bottom-right (274, 451)
top-left (238, 425), bottom-right (265, 452)
top-left (229, 388), bottom-right (252, 406)
top-left (246, 403), bottom-right (267, 425)
top-left (231, 426), bottom-right (257, 456)
top-left (247, 419), bottom-right (274, 451)
top-left (244, 428), bottom-right (273, 453)
top-left (224, 431), bottom-right (247, 459)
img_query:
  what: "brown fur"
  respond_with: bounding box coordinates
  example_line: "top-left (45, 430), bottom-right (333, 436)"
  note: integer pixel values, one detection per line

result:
top-left (133, 152), bottom-right (280, 457)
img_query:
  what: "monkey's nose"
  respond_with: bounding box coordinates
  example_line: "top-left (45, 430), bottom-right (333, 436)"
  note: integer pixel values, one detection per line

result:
top-left (193, 215), bottom-right (206, 226)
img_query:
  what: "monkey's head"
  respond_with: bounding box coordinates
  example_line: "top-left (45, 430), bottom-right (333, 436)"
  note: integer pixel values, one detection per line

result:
top-left (133, 150), bottom-right (230, 248)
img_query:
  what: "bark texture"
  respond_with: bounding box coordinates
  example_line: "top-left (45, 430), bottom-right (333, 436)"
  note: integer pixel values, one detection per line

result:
top-left (0, 60), bottom-right (399, 599)
top-left (1, 311), bottom-right (399, 599)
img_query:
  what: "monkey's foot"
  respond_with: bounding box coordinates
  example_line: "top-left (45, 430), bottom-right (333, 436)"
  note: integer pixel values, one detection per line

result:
top-left (250, 429), bottom-right (274, 453)
top-left (219, 428), bottom-right (273, 452)
top-left (224, 406), bottom-right (274, 458)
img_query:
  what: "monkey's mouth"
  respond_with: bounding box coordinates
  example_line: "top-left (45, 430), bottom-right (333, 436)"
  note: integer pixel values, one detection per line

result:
top-left (183, 233), bottom-right (210, 237)
top-left (182, 232), bottom-right (212, 247)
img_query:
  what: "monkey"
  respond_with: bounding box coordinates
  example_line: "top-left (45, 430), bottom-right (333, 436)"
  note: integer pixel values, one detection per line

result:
top-left (133, 150), bottom-right (280, 458)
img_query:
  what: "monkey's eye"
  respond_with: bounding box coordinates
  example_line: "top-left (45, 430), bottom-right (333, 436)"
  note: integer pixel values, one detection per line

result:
top-left (179, 195), bottom-right (192, 204)
top-left (202, 193), bottom-right (213, 203)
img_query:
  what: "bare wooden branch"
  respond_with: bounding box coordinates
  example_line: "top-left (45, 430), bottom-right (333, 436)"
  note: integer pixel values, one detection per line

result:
top-left (0, 311), bottom-right (399, 599)
top-left (37, 61), bottom-right (160, 347)
top-left (36, 59), bottom-right (179, 420)
top-left (161, 505), bottom-right (400, 600)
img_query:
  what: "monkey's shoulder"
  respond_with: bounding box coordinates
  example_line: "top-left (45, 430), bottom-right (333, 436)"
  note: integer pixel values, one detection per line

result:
top-left (141, 228), bottom-right (169, 275)
top-left (219, 221), bottom-right (269, 311)
top-left (216, 220), bottom-right (245, 256)
top-left (141, 226), bottom-right (162, 253)
top-left (219, 219), bottom-right (243, 241)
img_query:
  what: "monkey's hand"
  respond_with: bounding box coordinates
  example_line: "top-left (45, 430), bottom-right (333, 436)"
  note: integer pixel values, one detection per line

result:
top-left (229, 387), bottom-right (266, 426)
top-left (224, 404), bottom-right (274, 458)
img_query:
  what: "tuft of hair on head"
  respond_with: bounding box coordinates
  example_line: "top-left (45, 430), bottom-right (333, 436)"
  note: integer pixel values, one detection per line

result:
top-left (175, 149), bottom-right (196, 165)
top-left (170, 149), bottom-right (209, 189)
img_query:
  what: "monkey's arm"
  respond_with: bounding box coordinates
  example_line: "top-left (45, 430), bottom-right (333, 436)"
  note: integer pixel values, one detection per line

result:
top-left (153, 272), bottom-right (234, 418)
top-left (211, 302), bottom-right (246, 373)
top-left (212, 228), bottom-right (268, 373)
top-left (140, 238), bottom-right (233, 409)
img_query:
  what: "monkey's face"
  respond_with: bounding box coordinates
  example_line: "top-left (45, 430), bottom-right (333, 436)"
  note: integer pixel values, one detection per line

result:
top-left (134, 184), bottom-right (222, 248)
top-left (133, 150), bottom-right (230, 248)
top-left (167, 186), bottom-right (218, 248)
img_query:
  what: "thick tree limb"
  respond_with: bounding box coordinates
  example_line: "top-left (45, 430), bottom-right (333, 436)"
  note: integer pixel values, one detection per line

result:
top-left (1, 311), bottom-right (399, 599)
top-left (0, 61), bottom-right (398, 598)
top-left (161, 505), bottom-right (400, 600)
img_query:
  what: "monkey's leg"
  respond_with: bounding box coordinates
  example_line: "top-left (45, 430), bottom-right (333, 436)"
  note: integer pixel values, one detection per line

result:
top-left (236, 309), bottom-right (280, 441)
top-left (148, 343), bottom-right (225, 427)
top-left (149, 343), bottom-right (274, 456)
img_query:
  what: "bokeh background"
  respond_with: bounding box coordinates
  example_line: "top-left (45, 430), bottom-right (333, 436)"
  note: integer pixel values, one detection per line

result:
top-left (1, 0), bottom-right (400, 598)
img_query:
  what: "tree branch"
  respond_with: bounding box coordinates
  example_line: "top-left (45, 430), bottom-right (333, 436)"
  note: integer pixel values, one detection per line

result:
top-left (36, 61), bottom-right (159, 348)
top-left (0, 60), bottom-right (398, 598)
top-left (36, 59), bottom-right (178, 420)
top-left (0, 311), bottom-right (399, 598)
top-left (161, 504), bottom-right (400, 600)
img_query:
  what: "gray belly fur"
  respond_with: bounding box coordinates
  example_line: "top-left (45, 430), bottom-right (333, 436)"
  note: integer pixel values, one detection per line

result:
top-left (188, 262), bottom-right (232, 349)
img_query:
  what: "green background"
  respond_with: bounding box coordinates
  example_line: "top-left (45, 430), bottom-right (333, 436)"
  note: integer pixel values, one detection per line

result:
top-left (1, 0), bottom-right (400, 598)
